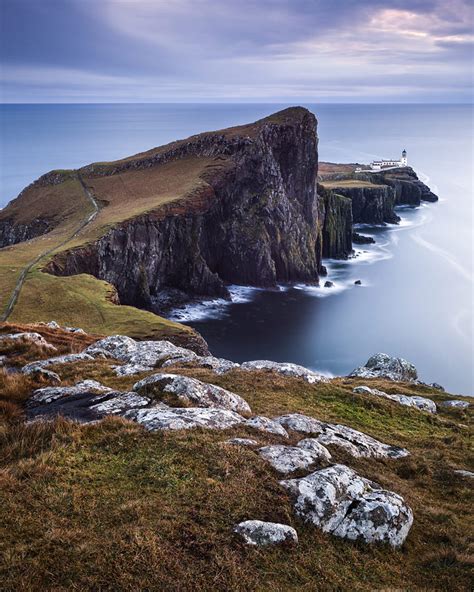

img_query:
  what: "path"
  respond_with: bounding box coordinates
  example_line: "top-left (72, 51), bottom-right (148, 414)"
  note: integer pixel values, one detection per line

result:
top-left (0, 174), bottom-right (99, 321)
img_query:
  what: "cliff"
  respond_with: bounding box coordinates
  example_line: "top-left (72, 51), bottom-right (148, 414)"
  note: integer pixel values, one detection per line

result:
top-left (44, 107), bottom-right (322, 312)
top-left (318, 185), bottom-right (353, 258)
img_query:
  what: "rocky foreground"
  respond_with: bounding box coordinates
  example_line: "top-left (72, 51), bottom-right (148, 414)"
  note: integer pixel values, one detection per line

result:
top-left (1, 322), bottom-right (472, 591)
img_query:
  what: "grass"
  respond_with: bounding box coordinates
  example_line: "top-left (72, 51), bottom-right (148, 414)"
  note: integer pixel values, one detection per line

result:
top-left (1, 330), bottom-right (471, 591)
top-left (320, 180), bottom-right (384, 189)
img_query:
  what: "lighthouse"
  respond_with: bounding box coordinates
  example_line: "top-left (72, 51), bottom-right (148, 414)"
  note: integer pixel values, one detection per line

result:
top-left (401, 149), bottom-right (407, 166)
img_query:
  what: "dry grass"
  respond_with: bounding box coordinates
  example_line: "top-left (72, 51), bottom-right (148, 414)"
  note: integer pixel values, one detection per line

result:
top-left (0, 334), bottom-right (472, 591)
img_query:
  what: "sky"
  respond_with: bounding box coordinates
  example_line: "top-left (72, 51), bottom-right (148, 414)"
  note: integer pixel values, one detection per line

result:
top-left (1, 0), bottom-right (473, 103)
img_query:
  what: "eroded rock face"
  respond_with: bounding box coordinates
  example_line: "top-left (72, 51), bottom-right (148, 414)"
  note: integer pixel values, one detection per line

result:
top-left (132, 373), bottom-right (251, 414)
top-left (258, 444), bottom-right (328, 474)
top-left (234, 520), bottom-right (298, 546)
top-left (125, 407), bottom-right (245, 431)
top-left (241, 361), bottom-right (329, 384)
top-left (353, 386), bottom-right (437, 413)
top-left (245, 416), bottom-right (289, 438)
top-left (349, 353), bottom-right (418, 382)
top-left (281, 464), bottom-right (413, 547)
top-left (48, 108), bottom-right (322, 312)
top-left (29, 380), bottom-right (112, 406)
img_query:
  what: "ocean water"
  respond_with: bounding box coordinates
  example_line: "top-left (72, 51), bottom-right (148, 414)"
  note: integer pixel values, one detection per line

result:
top-left (0, 103), bottom-right (473, 394)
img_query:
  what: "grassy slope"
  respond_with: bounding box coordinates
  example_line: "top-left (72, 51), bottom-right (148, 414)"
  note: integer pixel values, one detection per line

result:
top-left (0, 158), bottom-right (222, 342)
top-left (1, 336), bottom-right (472, 591)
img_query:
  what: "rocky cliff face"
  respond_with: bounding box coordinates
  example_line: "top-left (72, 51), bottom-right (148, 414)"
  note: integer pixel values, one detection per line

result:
top-left (47, 108), bottom-right (322, 312)
top-left (318, 185), bottom-right (353, 259)
top-left (331, 184), bottom-right (400, 225)
top-left (0, 217), bottom-right (52, 247)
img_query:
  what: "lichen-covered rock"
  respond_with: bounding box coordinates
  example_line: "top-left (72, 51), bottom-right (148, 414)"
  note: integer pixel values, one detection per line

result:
top-left (280, 464), bottom-right (413, 547)
top-left (275, 413), bottom-right (408, 459)
top-left (274, 413), bottom-right (326, 435)
top-left (132, 373), bottom-right (251, 414)
top-left (125, 407), bottom-right (245, 431)
top-left (296, 438), bottom-right (332, 462)
top-left (22, 352), bottom-right (95, 375)
top-left (258, 445), bottom-right (327, 474)
top-left (349, 353), bottom-right (418, 382)
top-left (440, 400), bottom-right (470, 409)
top-left (245, 416), bottom-right (289, 438)
top-left (85, 335), bottom-right (196, 375)
top-left (234, 520), bottom-right (298, 546)
top-left (89, 392), bottom-right (151, 415)
top-left (28, 380), bottom-right (112, 406)
top-left (225, 438), bottom-right (259, 447)
top-left (0, 332), bottom-right (57, 351)
top-left (241, 361), bottom-right (329, 384)
top-left (162, 354), bottom-right (239, 374)
top-left (317, 424), bottom-right (409, 459)
top-left (353, 386), bottom-right (437, 413)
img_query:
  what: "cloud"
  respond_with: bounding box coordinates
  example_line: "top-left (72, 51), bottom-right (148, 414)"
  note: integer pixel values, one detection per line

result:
top-left (1, 0), bottom-right (472, 102)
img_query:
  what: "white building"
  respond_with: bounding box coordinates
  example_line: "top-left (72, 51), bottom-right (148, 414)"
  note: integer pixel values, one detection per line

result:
top-left (369, 149), bottom-right (407, 170)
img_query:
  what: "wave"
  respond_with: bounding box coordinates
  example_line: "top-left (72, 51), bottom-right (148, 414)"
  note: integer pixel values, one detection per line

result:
top-left (411, 234), bottom-right (473, 283)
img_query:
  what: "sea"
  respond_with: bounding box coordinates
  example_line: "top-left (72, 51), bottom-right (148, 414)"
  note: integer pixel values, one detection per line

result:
top-left (1, 103), bottom-right (473, 394)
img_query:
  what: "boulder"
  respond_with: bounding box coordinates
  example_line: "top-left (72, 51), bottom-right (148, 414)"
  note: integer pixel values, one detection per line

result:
top-left (85, 335), bottom-right (197, 375)
top-left (132, 373), bottom-right (251, 414)
top-left (297, 438), bottom-right (332, 462)
top-left (275, 413), bottom-right (408, 459)
top-left (440, 400), bottom-right (470, 409)
top-left (28, 380), bottom-right (112, 406)
top-left (324, 281), bottom-right (334, 288)
top-left (353, 386), bottom-right (437, 413)
top-left (162, 354), bottom-right (239, 374)
top-left (317, 424), bottom-right (409, 459)
top-left (258, 444), bottom-right (328, 474)
top-left (245, 416), bottom-right (289, 438)
top-left (280, 464), bottom-right (413, 547)
top-left (124, 407), bottom-right (245, 431)
top-left (89, 392), bottom-right (151, 415)
top-left (349, 353), bottom-right (418, 382)
top-left (241, 361), bottom-right (329, 384)
top-left (0, 332), bottom-right (57, 352)
top-left (22, 352), bottom-right (95, 374)
top-left (454, 470), bottom-right (474, 479)
top-left (234, 520), bottom-right (298, 546)
top-left (275, 413), bottom-right (326, 434)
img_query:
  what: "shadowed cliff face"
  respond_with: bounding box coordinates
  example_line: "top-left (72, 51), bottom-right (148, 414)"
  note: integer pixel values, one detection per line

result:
top-left (47, 108), bottom-right (322, 312)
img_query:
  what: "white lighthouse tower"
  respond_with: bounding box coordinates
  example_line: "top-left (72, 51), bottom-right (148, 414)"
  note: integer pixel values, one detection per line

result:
top-left (401, 149), bottom-right (407, 166)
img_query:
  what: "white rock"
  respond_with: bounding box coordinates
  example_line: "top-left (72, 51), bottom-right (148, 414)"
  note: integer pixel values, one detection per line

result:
top-left (454, 469), bottom-right (474, 479)
top-left (245, 416), bottom-right (289, 438)
top-left (0, 332), bottom-right (57, 351)
top-left (85, 335), bottom-right (197, 376)
top-left (162, 354), bottom-right (239, 374)
top-left (22, 352), bottom-right (94, 374)
top-left (350, 353), bottom-right (418, 382)
top-left (275, 413), bottom-right (326, 435)
top-left (296, 438), bottom-right (332, 462)
top-left (317, 424), bottom-right (409, 459)
top-left (241, 360), bottom-right (329, 383)
top-left (89, 392), bottom-right (151, 415)
top-left (125, 407), bottom-right (245, 431)
top-left (353, 386), bottom-right (437, 413)
top-left (29, 380), bottom-right (112, 406)
top-left (258, 445), bottom-right (325, 474)
top-left (234, 520), bottom-right (298, 546)
top-left (281, 464), bottom-right (413, 547)
top-left (440, 400), bottom-right (470, 409)
top-left (225, 438), bottom-right (259, 447)
top-left (132, 373), bottom-right (251, 414)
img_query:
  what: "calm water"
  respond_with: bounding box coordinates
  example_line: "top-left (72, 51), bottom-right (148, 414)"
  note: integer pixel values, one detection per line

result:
top-left (1, 104), bottom-right (473, 394)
